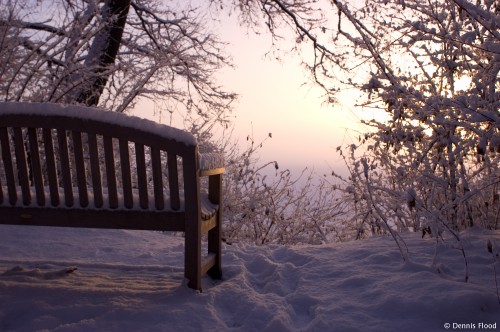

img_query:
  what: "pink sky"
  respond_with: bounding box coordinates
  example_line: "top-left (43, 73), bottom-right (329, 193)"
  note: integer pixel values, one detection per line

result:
top-left (134, 7), bottom-right (373, 177)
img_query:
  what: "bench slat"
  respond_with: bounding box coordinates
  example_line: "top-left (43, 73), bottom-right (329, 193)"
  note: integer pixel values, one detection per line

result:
top-left (0, 206), bottom-right (186, 231)
top-left (88, 133), bottom-right (103, 208)
top-left (168, 153), bottom-right (180, 211)
top-left (28, 128), bottom-right (45, 206)
top-left (43, 129), bottom-right (60, 206)
top-left (151, 147), bottom-right (164, 210)
top-left (135, 143), bottom-right (148, 209)
top-left (0, 128), bottom-right (17, 205)
top-left (103, 136), bottom-right (118, 209)
top-left (119, 139), bottom-right (133, 209)
top-left (57, 129), bottom-right (74, 207)
top-left (13, 128), bottom-right (31, 205)
top-left (72, 131), bottom-right (89, 208)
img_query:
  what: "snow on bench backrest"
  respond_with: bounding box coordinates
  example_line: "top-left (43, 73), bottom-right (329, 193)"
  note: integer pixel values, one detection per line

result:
top-left (0, 102), bottom-right (196, 146)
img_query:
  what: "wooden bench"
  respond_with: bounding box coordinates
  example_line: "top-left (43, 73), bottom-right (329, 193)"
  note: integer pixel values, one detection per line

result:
top-left (0, 102), bottom-right (224, 291)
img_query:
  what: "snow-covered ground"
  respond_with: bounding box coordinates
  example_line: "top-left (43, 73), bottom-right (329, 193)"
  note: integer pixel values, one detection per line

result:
top-left (0, 224), bottom-right (498, 331)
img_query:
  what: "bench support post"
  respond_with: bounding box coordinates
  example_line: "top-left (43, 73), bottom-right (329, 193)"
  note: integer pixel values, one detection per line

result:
top-left (207, 173), bottom-right (222, 279)
top-left (183, 151), bottom-right (202, 290)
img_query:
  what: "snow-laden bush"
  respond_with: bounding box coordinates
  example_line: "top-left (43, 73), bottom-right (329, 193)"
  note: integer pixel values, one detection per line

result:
top-left (190, 124), bottom-right (349, 245)
top-left (221, 142), bottom-right (347, 245)
top-left (323, 0), bottom-right (500, 240)
top-left (333, 131), bottom-right (499, 239)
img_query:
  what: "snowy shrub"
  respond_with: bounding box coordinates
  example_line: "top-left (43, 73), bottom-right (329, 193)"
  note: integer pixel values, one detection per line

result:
top-left (329, 0), bottom-right (499, 238)
top-left (193, 127), bottom-right (349, 245)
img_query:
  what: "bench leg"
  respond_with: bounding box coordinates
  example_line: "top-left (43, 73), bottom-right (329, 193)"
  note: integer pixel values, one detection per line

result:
top-left (185, 218), bottom-right (202, 290)
top-left (207, 224), bottom-right (222, 279)
top-left (207, 174), bottom-right (222, 279)
top-left (184, 159), bottom-right (202, 291)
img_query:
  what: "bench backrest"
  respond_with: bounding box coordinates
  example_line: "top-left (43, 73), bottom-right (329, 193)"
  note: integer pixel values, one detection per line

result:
top-left (0, 102), bottom-right (198, 213)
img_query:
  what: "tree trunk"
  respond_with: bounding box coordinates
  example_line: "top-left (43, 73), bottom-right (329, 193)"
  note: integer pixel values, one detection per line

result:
top-left (76, 0), bottom-right (130, 106)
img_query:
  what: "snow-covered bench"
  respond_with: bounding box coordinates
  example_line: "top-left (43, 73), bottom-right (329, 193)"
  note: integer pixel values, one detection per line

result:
top-left (0, 102), bottom-right (224, 291)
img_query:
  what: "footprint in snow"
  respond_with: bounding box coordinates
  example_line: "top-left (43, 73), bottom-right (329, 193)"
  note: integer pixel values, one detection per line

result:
top-left (1, 266), bottom-right (78, 280)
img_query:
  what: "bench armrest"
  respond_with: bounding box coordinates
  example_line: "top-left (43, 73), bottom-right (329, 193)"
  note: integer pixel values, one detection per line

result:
top-left (199, 153), bottom-right (225, 176)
